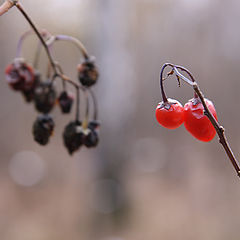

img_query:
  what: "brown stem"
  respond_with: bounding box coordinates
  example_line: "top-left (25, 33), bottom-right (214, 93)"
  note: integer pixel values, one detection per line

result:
top-left (162, 63), bottom-right (240, 177)
top-left (159, 63), bottom-right (170, 103)
top-left (193, 83), bottom-right (240, 176)
top-left (82, 90), bottom-right (89, 129)
top-left (0, 0), bottom-right (14, 16)
top-left (88, 88), bottom-right (98, 120)
top-left (14, 2), bottom-right (57, 74)
top-left (50, 35), bottom-right (89, 60)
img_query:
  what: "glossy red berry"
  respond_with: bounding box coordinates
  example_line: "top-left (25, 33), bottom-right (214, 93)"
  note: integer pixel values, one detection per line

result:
top-left (184, 98), bottom-right (217, 142)
top-left (5, 58), bottom-right (35, 91)
top-left (155, 98), bottom-right (184, 129)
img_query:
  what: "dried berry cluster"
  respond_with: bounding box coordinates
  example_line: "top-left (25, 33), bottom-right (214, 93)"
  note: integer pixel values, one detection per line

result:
top-left (5, 30), bottom-right (100, 155)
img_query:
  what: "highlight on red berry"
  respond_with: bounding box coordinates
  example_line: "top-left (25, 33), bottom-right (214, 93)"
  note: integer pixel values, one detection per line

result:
top-left (155, 98), bottom-right (184, 129)
top-left (184, 98), bottom-right (217, 142)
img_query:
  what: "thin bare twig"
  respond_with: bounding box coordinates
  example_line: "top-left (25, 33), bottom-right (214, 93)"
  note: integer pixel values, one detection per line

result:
top-left (14, 2), bottom-right (57, 74)
top-left (47, 35), bottom-right (89, 60)
top-left (0, 0), bottom-right (15, 16)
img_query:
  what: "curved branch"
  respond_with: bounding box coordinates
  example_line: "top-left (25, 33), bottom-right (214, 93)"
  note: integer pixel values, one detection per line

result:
top-left (47, 34), bottom-right (89, 60)
top-left (14, 2), bottom-right (57, 74)
top-left (159, 63), bottom-right (170, 103)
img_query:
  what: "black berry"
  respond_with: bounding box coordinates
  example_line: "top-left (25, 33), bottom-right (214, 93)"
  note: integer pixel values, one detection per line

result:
top-left (83, 121), bottom-right (100, 148)
top-left (22, 71), bottom-right (41, 103)
top-left (88, 120), bottom-right (100, 131)
top-left (63, 121), bottom-right (84, 154)
top-left (58, 91), bottom-right (74, 113)
top-left (34, 81), bottom-right (56, 113)
top-left (77, 57), bottom-right (98, 87)
top-left (32, 114), bottom-right (55, 145)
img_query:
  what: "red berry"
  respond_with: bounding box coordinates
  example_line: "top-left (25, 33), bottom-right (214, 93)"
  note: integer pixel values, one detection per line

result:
top-left (155, 98), bottom-right (184, 129)
top-left (5, 58), bottom-right (35, 91)
top-left (184, 98), bottom-right (217, 142)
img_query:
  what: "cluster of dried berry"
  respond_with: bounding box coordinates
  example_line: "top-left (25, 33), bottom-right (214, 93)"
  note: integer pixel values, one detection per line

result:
top-left (5, 34), bottom-right (100, 155)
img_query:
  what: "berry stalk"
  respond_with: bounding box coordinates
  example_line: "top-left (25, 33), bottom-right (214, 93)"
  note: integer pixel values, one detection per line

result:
top-left (48, 35), bottom-right (89, 60)
top-left (14, 2), bottom-right (57, 73)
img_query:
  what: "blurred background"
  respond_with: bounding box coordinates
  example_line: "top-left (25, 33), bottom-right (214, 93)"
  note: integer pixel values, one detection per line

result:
top-left (1, 0), bottom-right (240, 239)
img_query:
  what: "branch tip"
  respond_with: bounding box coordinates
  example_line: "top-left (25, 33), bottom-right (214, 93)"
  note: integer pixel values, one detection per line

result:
top-left (0, 0), bottom-right (14, 16)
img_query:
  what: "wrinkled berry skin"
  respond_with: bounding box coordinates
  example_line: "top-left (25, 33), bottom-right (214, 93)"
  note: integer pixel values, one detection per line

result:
top-left (5, 58), bottom-right (35, 91)
top-left (83, 121), bottom-right (100, 148)
top-left (77, 57), bottom-right (98, 87)
top-left (32, 114), bottom-right (55, 145)
top-left (22, 71), bottom-right (41, 103)
top-left (63, 121), bottom-right (84, 155)
top-left (34, 81), bottom-right (56, 113)
top-left (58, 91), bottom-right (74, 113)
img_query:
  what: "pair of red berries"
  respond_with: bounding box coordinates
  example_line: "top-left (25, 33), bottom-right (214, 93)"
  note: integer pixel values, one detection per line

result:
top-left (155, 97), bottom-right (217, 142)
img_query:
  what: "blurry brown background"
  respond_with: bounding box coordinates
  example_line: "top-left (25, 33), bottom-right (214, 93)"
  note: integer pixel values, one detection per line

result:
top-left (0, 0), bottom-right (240, 239)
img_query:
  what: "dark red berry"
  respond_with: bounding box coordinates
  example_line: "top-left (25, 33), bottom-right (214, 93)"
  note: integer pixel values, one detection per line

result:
top-left (34, 81), bottom-right (56, 113)
top-left (32, 114), bottom-right (55, 145)
top-left (63, 121), bottom-right (84, 155)
top-left (77, 57), bottom-right (98, 87)
top-left (58, 91), bottom-right (74, 114)
top-left (5, 58), bottom-right (35, 91)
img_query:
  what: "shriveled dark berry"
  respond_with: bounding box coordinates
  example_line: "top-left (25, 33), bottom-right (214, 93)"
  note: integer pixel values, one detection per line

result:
top-left (83, 128), bottom-right (99, 148)
top-left (83, 121), bottom-right (100, 148)
top-left (32, 114), bottom-right (55, 145)
top-left (88, 120), bottom-right (100, 131)
top-left (77, 57), bottom-right (98, 87)
top-left (34, 81), bottom-right (56, 113)
top-left (63, 121), bottom-right (84, 155)
top-left (58, 91), bottom-right (74, 113)
top-left (22, 71), bottom-right (41, 103)
top-left (5, 58), bottom-right (35, 91)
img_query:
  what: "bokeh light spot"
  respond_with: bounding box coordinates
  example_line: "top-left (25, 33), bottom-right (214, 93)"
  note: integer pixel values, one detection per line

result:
top-left (9, 151), bottom-right (46, 187)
